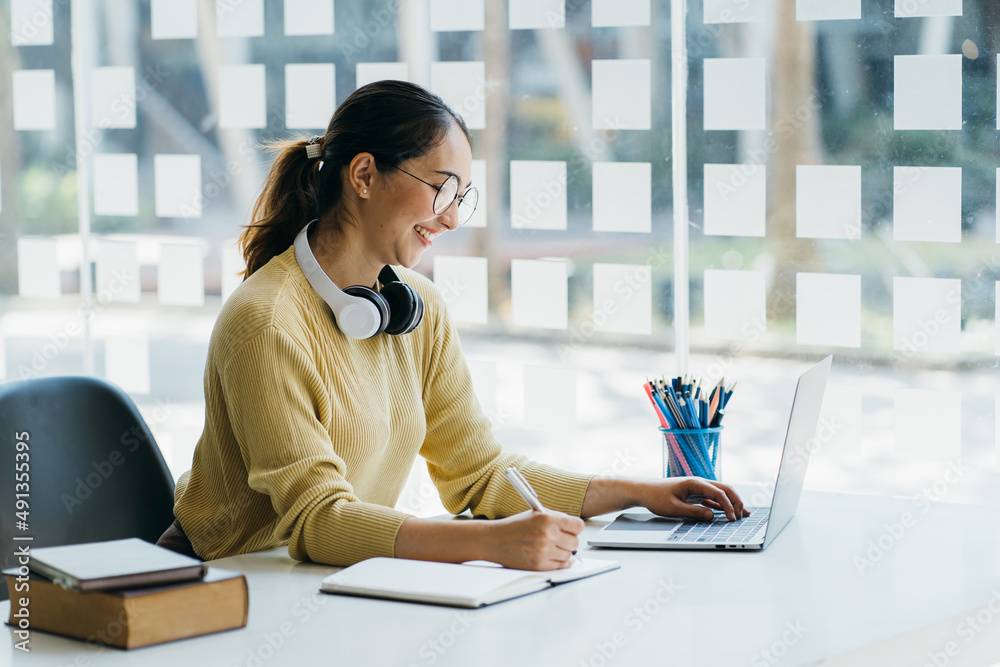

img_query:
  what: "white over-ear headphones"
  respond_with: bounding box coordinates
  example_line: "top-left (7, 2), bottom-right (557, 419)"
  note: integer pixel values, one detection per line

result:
top-left (293, 220), bottom-right (424, 339)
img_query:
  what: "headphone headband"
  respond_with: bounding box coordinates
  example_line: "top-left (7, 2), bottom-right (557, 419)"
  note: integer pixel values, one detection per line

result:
top-left (293, 220), bottom-right (423, 339)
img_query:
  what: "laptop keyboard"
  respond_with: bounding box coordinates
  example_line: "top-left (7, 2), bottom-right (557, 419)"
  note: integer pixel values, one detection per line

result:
top-left (664, 507), bottom-right (769, 544)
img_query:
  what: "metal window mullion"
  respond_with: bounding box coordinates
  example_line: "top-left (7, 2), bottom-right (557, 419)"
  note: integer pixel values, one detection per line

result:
top-left (671, 0), bottom-right (689, 374)
top-left (70, 0), bottom-right (96, 374)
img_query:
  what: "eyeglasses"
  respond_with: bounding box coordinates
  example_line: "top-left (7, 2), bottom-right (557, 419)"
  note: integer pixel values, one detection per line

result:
top-left (390, 165), bottom-right (479, 226)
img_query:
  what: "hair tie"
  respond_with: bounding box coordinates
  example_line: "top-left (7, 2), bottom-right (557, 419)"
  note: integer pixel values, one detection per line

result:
top-left (305, 135), bottom-right (323, 159)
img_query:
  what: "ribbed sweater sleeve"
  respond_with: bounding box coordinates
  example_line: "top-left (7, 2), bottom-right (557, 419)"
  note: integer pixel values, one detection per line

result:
top-left (220, 325), bottom-right (409, 566)
top-left (418, 290), bottom-right (595, 518)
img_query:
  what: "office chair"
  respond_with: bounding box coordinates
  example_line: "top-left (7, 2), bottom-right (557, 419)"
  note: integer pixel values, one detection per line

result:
top-left (0, 375), bottom-right (176, 601)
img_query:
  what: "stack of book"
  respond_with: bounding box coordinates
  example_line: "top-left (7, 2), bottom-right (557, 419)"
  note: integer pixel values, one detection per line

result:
top-left (4, 538), bottom-right (247, 649)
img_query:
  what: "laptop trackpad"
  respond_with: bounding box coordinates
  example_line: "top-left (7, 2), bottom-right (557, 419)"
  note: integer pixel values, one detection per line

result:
top-left (606, 512), bottom-right (684, 532)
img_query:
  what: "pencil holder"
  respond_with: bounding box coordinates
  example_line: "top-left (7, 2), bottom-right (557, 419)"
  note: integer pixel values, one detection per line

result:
top-left (659, 426), bottom-right (723, 481)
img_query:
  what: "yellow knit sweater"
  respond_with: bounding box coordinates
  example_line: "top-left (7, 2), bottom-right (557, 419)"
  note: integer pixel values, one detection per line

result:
top-left (173, 245), bottom-right (594, 565)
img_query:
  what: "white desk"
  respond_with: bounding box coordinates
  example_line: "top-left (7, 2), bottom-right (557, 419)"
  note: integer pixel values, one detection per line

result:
top-left (4, 490), bottom-right (1000, 666)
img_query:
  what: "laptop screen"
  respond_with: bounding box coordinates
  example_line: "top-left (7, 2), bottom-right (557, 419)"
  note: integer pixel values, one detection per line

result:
top-left (761, 355), bottom-right (832, 547)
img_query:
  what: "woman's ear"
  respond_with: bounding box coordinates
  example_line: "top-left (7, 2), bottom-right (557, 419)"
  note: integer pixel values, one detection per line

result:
top-left (348, 152), bottom-right (376, 199)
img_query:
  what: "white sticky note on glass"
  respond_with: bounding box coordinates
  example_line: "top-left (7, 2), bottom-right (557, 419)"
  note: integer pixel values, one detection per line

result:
top-left (433, 255), bottom-right (488, 324)
top-left (703, 270), bottom-right (766, 340)
top-left (704, 164), bottom-right (766, 237)
top-left (524, 365), bottom-right (576, 431)
top-left (996, 282), bottom-right (1000, 356)
top-left (704, 0), bottom-right (765, 23)
top-left (431, 0), bottom-right (484, 31)
top-left (286, 63), bottom-right (335, 130)
top-left (430, 61), bottom-right (486, 130)
top-left (796, 273), bottom-right (861, 348)
top-left (813, 384), bottom-right (862, 458)
top-left (96, 240), bottom-right (141, 303)
top-left (356, 62), bottom-right (409, 88)
top-left (510, 161), bottom-right (567, 230)
top-left (92, 67), bottom-right (136, 129)
top-left (593, 162), bottom-right (651, 233)
top-left (703, 58), bottom-right (766, 131)
top-left (464, 160), bottom-right (488, 228)
top-left (216, 0), bottom-right (264, 37)
top-left (155, 154), bottom-right (202, 218)
top-left (105, 336), bottom-right (151, 395)
top-left (895, 0), bottom-right (962, 17)
top-left (12, 0), bottom-right (54, 45)
top-left (796, 165), bottom-right (862, 240)
top-left (17, 237), bottom-right (61, 299)
top-left (511, 259), bottom-right (568, 330)
top-left (894, 388), bottom-right (961, 461)
top-left (893, 277), bottom-right (961, 354)
top-left (93, 154), bottom-right (139, 217)
top-left (592, 0), bottom-right (650, 26)
top-left (13, 70), bottom-right (56, 130)
top-left (893, 166), bottom-right (961, 243)
top-left (593, 263), bottom-right (652, 335)
top-left (151, 0), bottom-right (197, 39)
top-left (797, 0), bottom-right (861, 20)
top-left (592, 59), bottom-right (650, 130)
top-left (219, 64), bottom-right (266, 129)
top-left (509, 0), bottom-right (564, 29)
top-left (220, 240), bottom-right (245, 303)
top-left (158, 243), bottom-right (205, 307)
top-left (894, 55), bottom-right (961, 131)
top-left (284, 0), bottom-right (334, 35)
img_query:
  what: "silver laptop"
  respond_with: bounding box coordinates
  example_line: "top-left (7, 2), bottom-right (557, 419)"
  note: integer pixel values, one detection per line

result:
top-left (588, 355), bottom-right (832, 551)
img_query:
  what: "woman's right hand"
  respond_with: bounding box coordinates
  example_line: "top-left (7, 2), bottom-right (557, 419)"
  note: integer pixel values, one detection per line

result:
top-left (485, 510), bottom-right (584, 571)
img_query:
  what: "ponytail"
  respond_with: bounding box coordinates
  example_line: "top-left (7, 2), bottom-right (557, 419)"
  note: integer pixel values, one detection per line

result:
top-left (239, 80), bottom-right (471, 280)
top-left (238, 138), bottom-right (320, 279)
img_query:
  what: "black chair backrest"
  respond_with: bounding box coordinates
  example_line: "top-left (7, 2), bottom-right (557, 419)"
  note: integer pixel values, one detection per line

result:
top-left (0, 376), bottom-right (176, 599)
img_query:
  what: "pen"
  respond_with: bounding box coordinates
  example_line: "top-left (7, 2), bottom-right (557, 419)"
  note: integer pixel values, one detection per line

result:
top-left (504, 466), bottom-right (580, 561)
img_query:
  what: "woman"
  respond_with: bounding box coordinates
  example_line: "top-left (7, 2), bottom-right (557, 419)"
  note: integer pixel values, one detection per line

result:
top-left (158, 81), bottom-right (748, 570)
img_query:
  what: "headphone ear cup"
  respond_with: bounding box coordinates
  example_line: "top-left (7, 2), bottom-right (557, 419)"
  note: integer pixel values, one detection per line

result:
top-left (379, 281), bottom-right (424, 336)
top-left (341, 286), bottom-right (390, 337)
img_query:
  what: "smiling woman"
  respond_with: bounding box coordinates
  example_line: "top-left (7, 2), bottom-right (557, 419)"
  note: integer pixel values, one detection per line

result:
top-left (156, 81), bottom-right (750, 571)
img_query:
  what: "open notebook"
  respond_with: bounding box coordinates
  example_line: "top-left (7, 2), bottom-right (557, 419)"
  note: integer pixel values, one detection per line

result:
top-left (320, 557), bottom-right (619, 608)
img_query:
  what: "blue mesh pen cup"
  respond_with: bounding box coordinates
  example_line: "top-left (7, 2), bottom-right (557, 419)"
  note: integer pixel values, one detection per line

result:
top-left (659, 427), bottom-right (723, 480)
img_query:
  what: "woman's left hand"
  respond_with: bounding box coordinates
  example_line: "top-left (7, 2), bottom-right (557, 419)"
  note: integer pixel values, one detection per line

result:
top-left (581, 476), bottom-right (752, 521)
top-left (634, 477), bottom-right (750, 522)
